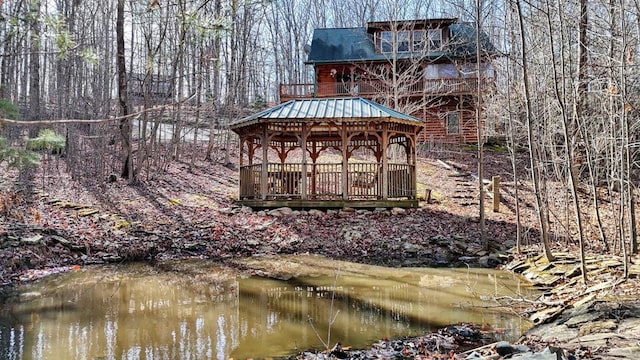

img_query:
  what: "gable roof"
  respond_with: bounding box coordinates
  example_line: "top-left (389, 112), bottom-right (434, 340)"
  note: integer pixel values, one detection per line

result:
top-left (230, 97), bottom-right (424, 129)
top-left (306, 20), bottom-right (498, 65)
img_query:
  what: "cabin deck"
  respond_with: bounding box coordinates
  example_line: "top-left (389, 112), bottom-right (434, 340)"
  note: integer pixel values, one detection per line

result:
top-left (280, 78), bottom-right (490, 102)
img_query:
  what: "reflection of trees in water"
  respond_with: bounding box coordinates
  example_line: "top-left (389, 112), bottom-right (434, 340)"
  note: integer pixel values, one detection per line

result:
top-left (0, 260), bottom-right (532, 359)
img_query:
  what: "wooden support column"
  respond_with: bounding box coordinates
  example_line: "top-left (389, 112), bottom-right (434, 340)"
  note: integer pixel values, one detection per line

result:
top-left (409, 133), bottom-right (418, 199)
top-left (381, 123), bottom-right (389, 200)
top-left (341, 123), bottom-right (349, 200)
top-left (310, 141), bottom-right (319, 195)
top-left (300, 123), bottom-right (308, 200)
top-left (260, 126), bottom-right (268, 200)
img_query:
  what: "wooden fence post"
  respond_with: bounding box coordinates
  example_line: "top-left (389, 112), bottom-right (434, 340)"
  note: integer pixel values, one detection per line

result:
top-left (492, 176), bottom-right (500, 212)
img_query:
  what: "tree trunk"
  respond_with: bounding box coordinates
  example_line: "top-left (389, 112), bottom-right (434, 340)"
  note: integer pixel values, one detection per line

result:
top-left (516, 0), bottom-right (554, 262)
top-left (117, 0), bottom-right (132, 181)
top-left (475, 0), bottom-right (487, 251)
top-left (28, 0), bottom-right (41, 133)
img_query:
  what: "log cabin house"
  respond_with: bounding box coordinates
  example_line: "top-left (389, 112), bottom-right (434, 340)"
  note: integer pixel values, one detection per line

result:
top-left (280, 18), bottom-right (498, 144)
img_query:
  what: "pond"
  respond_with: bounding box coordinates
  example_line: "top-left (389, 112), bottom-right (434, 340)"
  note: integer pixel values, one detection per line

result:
top-left (0, 255), bottom-right (534, 359)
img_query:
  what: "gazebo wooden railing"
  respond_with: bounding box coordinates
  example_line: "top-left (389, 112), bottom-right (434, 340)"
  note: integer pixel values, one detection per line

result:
top-left (239, 163), bottom-right (415, 200)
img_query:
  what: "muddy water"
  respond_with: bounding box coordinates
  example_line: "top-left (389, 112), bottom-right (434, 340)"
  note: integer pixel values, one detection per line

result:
top-left (0, 256), bottom-right (534, 359)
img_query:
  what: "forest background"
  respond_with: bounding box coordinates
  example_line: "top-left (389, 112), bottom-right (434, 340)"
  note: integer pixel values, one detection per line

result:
top-left (0, 0), bottom-right (638, 281)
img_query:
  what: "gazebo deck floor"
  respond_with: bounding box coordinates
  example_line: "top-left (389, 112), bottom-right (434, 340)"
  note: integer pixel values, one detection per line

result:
top-left (235, 199), bottom-right (419, 209)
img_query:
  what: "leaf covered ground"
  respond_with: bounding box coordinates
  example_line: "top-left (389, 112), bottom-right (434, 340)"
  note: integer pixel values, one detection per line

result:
top-left (1, 148), bottom-right (532, 285)
top-left (1, 146), bottom-right (640, 359)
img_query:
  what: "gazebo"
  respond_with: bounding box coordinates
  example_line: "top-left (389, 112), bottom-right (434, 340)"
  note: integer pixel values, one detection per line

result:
top-left (229, 98), bottom-right (424, 208)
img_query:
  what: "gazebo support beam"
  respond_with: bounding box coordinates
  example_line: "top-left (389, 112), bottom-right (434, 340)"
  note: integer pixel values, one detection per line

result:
top-left (341, 123), bottom-right (348, 200)
top-left (381, 123), bottom-right (389, 200)
top-left (300, 124), bottom-right (309, 200)
top-left (260, 128), bottom-right (268, 200)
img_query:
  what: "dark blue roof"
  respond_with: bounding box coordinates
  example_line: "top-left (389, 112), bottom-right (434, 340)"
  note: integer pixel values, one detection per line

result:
top-left (306, 23), bottom-right (498, 65)
top-left (230, 98), bottom-right (424, 129)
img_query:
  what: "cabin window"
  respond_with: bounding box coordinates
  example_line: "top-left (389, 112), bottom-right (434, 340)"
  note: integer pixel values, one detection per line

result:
top-left (427, 29), bottom-right (442, 50)
top-left (397, 31), bottom-right (411, 52)
top-left (380, 29), bottom-right (443, 53)
top-left (446, 113), bottom-right (460, 135)
top-left (380, 31), bottom-right (394, 53)
top-left (413, 30), bottom-right (426, 51)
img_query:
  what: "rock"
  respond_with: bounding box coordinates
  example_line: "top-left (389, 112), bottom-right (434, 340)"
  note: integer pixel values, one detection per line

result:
top-left (562, 311), bottom-right (602, 327)
top-left (503, 239), bottom-right (516, 249)
top-left (432, 235), bottom-right (449, 245)
top-left (256, 210), bottom-right (267, 216)
top-left (510, 347), bottom-right (562, 360)
top-left (246, 239), bottom-right (261, 246)
top-left (21, 235), bottom-right (43, 245)
top-left (526, 323), bottom-right (577, 343)
top-left (254, 220), bottom-right (274, 231)
top-left (268, 207), bottom-right (293, 217)
top-left (102, 254), bottom-right (123, 262)
top-left (458, 256), bottom-right (478, 264)
top-left (391, 207), bottom-right (406, 215)
top-left (478, 256), bottom-right (490, 267)
top-left (577, 319), bottom-right (617, 336)
top-left (267, 209), bottom-right (282, 217)
top-left (402, 242), bottom-right (422, 253)
top-left (495, 341), bottom-right (529, 356)
top-left (606, 346), bottom-right (640, 358)
top-left (308, 209), bottom-right (324, 216)
top-left (453, 240), bottom-right (467, 250)
top-left (239, 206), bottom-right (253, 214)
top-left (50, 235), bottom-right (70, 245)
top-left (275, 235), bottom-right (301, 248)
top-left (617, 317), bottom-right (640, 334)
top-left (570, 332), bottom-right (626, 346)
top-left (218, 207), bottom-right (236, 215)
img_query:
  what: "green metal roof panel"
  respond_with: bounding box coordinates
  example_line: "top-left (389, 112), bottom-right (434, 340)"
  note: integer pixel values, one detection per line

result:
top-left (306, 22), bottom-right (498, 64)
top-left (230, 98), bottom-right (424, 128)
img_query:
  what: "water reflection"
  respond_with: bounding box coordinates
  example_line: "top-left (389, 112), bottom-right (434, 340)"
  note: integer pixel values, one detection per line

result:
top-left (0, 256), bottom-right (534, 359)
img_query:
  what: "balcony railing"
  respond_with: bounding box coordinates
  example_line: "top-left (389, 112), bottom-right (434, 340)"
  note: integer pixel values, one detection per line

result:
top-left (280, 78), bottom-right (492, 101)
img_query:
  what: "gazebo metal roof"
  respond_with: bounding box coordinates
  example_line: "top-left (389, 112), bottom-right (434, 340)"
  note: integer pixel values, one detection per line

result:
top-left (230, 97), bottom-right (424, 129)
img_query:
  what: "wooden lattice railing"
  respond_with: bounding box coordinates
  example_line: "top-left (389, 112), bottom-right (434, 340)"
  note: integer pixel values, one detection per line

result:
top-left (239, 162), bottom-right (414, 200)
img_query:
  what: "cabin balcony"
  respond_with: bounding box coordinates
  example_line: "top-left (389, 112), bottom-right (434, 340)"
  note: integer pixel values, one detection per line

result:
top-left (280, 78), bottom-right (491, 102)
top-left (238, 162), bottom-right (418, 209)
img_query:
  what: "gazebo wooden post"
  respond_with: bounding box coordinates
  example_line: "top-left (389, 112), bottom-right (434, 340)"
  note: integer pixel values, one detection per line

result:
top-left (408, 134), bottom-right (417, 199)
top-left (310, 141), bottom-right (319, 196)
top-left (260, 126), bottom-right (268, 200)
top-left (300, 123), bottom-right (309, 200)
top-left (341, 123), bottom-right (349, 200)
top-left (381, 123), bottom-right (389, 200)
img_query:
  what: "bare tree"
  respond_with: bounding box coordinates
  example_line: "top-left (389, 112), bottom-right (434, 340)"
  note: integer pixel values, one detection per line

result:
top-left (514, 0), bottom-right (555, 262)
top-left (117, 0), bottom-right (132, 180)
